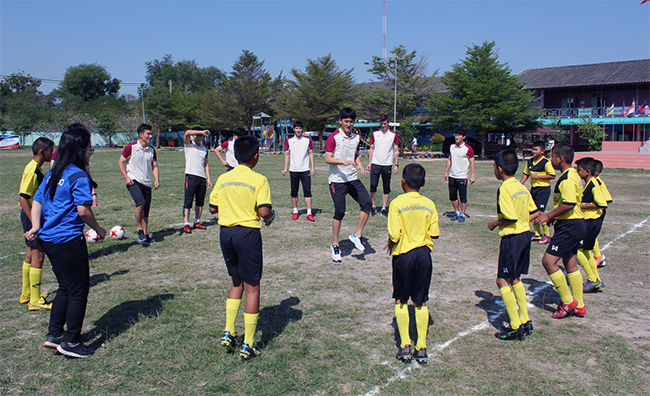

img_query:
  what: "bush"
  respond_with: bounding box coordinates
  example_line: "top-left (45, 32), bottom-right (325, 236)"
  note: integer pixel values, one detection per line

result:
top-left (430, 133), bottom-right (445, 144)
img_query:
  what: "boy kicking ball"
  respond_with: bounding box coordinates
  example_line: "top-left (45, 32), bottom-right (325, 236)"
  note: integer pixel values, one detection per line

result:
top-left (386, 163), bottom-right (439, 363)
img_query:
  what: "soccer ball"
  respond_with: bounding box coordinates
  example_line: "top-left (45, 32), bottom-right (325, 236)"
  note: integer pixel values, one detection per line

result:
top-left (110, 225), bottom-right (126, 240)
top-left (85, 229), bottom-right (101, 242)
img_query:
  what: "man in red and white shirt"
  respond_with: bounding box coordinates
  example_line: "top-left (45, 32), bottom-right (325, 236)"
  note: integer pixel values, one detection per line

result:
top-left (182, 128), bottom-right (212, 234)
top-left (366, 114), bottom-right (399, 217)
top-left (118, 123), bottom-right (160, 244)
top-left (444, 128), bottom-right (476, 223)
top-left (282, 121), bottom-right (316, 222)
top-left (325, 108), bottom-right (372, 262)
top-left (214, 128), bottom-right (244, 170)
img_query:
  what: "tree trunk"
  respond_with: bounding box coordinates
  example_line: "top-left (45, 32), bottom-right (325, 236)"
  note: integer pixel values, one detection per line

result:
top-left (481, 132), bottom-right (486, 158)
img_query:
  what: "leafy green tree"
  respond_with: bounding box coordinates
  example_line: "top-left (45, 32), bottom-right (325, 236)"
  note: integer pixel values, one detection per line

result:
top-left (0, 71), bottom-right (50, 134)
top-left (57, 63), bottom-right (121, 108)
top-left (98, 112), bottom-right (118, 145)
top-left (275, 53), bottom-right (356, 134)
top-left (429, 41), bottom-right (540, 157)
top-left (145, 54), bottom-right (224, 94)
top-left (576, 117), bottom-right (606, 151)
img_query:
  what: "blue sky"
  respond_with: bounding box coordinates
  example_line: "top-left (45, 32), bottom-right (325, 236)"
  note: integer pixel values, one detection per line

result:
top-left (1, 0), bottom-right (649, 96)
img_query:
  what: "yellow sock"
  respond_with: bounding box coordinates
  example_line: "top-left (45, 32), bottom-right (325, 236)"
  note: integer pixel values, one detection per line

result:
top-left (577, 249), bottom-right (597, 282)
top-left (243, 312), bottom-right (258, 346)
top-left (585, 249), bottom-right (600, 281)
top-left (512, 282), bottom-right (529, 324)
top-left (542, 223), bottom-right (550, 237)
top-left (224, 299), bottom-right (241, 334)
top-left (549, 269), bottom-right (573, 304)
top-left (22, 262), bottom-right (31, 298)
top-left (395, 304), bottom-right (411, 348)
top-left (29, 267), bottom-right (43, 305)
top-left (532, 223), bottom-right (542, 237)
top-left (567, 271), bottom-right (584, 308)
top-left (499, 286), bottom-right (521, 330)
top-left (592, 239), bottom-right (601, 258)
top-left (414, 306), bottom-right (429, 350)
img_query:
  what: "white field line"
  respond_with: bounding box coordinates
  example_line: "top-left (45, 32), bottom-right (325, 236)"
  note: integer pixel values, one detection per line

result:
top-left (359, 214), bottom-right (650, 396)
top-left (0, 252), bottom-right (26, 260)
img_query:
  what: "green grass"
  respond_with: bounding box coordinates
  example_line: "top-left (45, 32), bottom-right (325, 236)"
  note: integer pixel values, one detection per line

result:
top-left (1, 147), bottom-right (649, 395)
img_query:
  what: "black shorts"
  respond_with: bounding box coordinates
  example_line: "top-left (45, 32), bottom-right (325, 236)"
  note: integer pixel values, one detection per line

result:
top-left (498, 232), bottom-right (532, 279)
top-left (546, 219), bottom-right (586, 258)
top-left (290, 171), bottom-right (312, 198)
top-left (184, 174), bottom-right (207, 209)
top-left (579, 217), bottom-right (603, 251)
top-left (448, 177), bottom-right (468, 203)
top-left (392, 246), bottom-right (433, 305)
top-left (329, 179), bottom-right (373, 221)
top-left (369, 164), bottom-right (392, 194)
top-left (530, 186), bottom-right (551, 212)
top-left (21, 210), bottom-right (40, 248)
top-left (127, 181), bottom-right (152, 217)
top-left (220, 226), bottom-right (263, 281)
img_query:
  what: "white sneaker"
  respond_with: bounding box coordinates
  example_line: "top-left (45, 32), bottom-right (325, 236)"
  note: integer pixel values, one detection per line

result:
top-left (331, 244), bottom-right (342, 262)
top-left (348, 233), bottom-right (365, 252)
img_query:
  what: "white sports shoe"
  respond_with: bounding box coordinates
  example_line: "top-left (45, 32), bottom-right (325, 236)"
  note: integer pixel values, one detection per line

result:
top-left (331, 244), bottom-right (342, 262)
top-left (348, 233), bottom-right (365, 252)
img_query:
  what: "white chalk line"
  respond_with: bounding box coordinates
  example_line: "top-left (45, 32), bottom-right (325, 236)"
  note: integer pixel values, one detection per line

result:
top-left (359, 214), bottom-right (650, 396)
top-left (0, 252), bottom-right (26, 260)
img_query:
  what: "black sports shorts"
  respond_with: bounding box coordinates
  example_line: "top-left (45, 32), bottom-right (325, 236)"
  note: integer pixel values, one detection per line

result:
top-left (579, 217), bottom-right (603, 251)
top-left (329, 179), bottom-right (372, 221)
top-left (531, 186), bottom-right (551, 212)
top-left (392, 246), bottom-right (433, 306)
top-left (184, 174), bottom-right (207, 209)
top-left (127, 180), bottom-right (152, 217)
top-left (546, 219), bottom-right (585, 258)
top-left (21, 210), bottom-right (40, 248)
top-left (498, 232), bottom-right (532, 279)
top-left (369, 164), bottom-right (392, 194)
top-left (448, 177), bottom-right (468, 203)
top-left (290, 171), bottom-right (312, 198)
top-left (220, 226), bottom-right (263, 281)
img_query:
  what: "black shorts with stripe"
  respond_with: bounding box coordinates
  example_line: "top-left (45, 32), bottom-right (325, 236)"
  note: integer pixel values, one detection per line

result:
top-left (184, 174), bottom-right (207, 209)
top-left (498, 231), bottom-right (532, 279)
top-left (392, 246), bottom-right (433, 306)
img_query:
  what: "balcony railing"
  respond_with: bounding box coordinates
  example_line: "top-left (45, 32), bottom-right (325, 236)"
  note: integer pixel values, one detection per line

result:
top-left (542, 107), bottom-right (647, 118)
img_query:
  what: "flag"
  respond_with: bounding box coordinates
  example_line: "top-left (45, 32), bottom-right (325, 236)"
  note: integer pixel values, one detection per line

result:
top-left (624, 101), bottom-right (635, 116)
top-left (636, 102), bottom-right (647, 115)
top-left (641, 103), bottom-right (650, 115)
top-left (642, 0), bottom-right (650, 5)
top-left (606, 103), bottom-right (615, 116)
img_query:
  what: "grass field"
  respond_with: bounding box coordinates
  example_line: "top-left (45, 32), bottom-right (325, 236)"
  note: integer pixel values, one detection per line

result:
top-left (1, 147), bottom-right (649, 396)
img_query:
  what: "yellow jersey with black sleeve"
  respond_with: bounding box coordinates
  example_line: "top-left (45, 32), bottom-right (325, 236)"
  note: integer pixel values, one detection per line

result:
top-left (209, 165), bottom-right (272, 228)
top-left (523, 156), bottom-right (555, 188)
top-left (19, 159), bottom-right (45, 206)
top-left (596, 176), bottom-right (612, 204)
top-left (553, 167), bottom-right (583, 220)
top-left (497, 177), bottom-right (539, 237)
top-left (388, 191), bottom-right (439, 256)
top-left (581, 176), bottom-right (608, 220)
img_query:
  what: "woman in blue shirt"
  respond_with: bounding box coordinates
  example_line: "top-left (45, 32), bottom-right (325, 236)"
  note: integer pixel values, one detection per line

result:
top-left (25, 125), bottom-right (105, 358)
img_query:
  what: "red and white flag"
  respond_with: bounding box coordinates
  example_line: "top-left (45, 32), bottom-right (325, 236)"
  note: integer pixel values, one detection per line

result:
top-left (624, 101), bottom-right (636, 116)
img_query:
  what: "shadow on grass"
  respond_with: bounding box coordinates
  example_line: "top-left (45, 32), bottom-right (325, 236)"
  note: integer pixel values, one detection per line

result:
top-left (339, 237), bottom-right (377, 260)
top-left (522, 277), bottom-right (561, 314)
top-left (390, 305), bottom-right (435, 349)
top-left (475, 290), bottom-right (508, 330)
top-left (257, 296), bottom-right (303, 349)
top-left (85, 293), bottom-right (175, 350)
top-left (90, 269), bottom-right (129, 288)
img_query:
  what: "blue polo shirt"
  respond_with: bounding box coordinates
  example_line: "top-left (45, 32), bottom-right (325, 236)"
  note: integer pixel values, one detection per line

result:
top-left (34, 164), bottom-right (94, 243)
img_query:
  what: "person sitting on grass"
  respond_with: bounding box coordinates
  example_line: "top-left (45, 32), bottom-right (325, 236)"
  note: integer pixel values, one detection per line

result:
top-left (488, 150), bottom-right (539, 340)
top-left (386, 163), bottom-right (439, 363)
top-left (520, 140), bottom-right (555, 244)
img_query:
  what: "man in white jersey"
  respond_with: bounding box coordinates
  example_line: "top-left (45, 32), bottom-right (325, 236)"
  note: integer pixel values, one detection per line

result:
top-left (444, 128), bottom-right (475, 223)
top-left (325, 108), bottom-right (372, 262)
top-left (214, 128), bottom-right (244, 170)
top-left (366, 114), bottom-right (400, 217)
top-left (182, 127), bottom-right (212, 234)
top-left (282, 121), bottom-right (316, 222)
top-left (118, 123), bottom-right (160, 244)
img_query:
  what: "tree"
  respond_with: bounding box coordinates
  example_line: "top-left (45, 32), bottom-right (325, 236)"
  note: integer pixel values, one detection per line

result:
top-left (98, 112), bottom-right (118, 146)
top-left (145, 54), bottom-right (224, 94)
top-left (0, 71), bottom-right (50, 134)
top-left (57, 63), bottom-right (121, 108)
top-left (576, 117), bottom-right (606, 151)
top-left (275, 54), bottom-right (356, 134)
top-left (429, 41), bottom-right (541, 157)
top-left (201, 50), bottom-right (283, 130)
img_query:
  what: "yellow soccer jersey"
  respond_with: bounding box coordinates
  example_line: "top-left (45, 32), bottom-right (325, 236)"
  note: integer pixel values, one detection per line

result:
top-left (553, 167), bottom-right (583, 220)
top-left (582, 177), bottom-right (608, 220)
top-left (388, 192), bottom-right (439, 256)
top-left (497, 178), bottom-right (539, 237)
top-left (209, 165), bottom-right (272, 228)
top-left (19, 159), bottom-right (44, 206)
top-left (596, 176), bottom-right (613, 204)
top-left (523, 156), bottom-right (555, 188)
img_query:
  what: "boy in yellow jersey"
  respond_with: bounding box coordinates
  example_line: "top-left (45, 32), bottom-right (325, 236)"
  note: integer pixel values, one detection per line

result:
top-left (488, 150), bottom-right (539, 340)
top-left (592, 160), bottom-right (612, 267)
top-left (575, 157), bottom-right (608, 293)
top-left (209, 135), bottom-right (275, 360)
top-left (386, 163), bottom-right (439, 363)
top-left (534, 143), bottom-right (586, 318)
top-left (18, 137), bottom-right (54, 311)
top-left (520, 141), bottom-right (555, 244)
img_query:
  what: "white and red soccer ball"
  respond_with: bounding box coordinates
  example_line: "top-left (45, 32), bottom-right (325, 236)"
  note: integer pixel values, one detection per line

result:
top-left (110, 225), bottom-right (126, 240)
top-left (85, 229), bottom-right (101, 242)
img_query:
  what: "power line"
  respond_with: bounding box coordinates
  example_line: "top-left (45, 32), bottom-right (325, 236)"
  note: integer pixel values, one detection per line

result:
top-left (0, 74), bottom-right (144, 85)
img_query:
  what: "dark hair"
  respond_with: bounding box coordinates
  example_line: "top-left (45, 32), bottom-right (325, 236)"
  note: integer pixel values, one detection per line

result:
top-left (532, 140), bottom-right (545, 150)
top-left (379, 114), bottom-right (389, 123)
top-left (402, 163), bottom-right (426, 189)
top-left (339, 107), bottom-right (356, 120)
top-left (494, 149), bottom-right (519, 176)
top-left (32, 137), bottom-right (54, 155)
top-left (594, 159), bottom-right (603, 173)
top-left (293, 121), bottom-right (304, 129)
top-left (575, 157), bottom-right (597, 175)
top-left (552, 142), bottom-right (574, 164)
top-left (46, 125), bottom-right (93, 200)
top-left (137, 123), bottom-right (152, 135)
top-left (234, 135), bottom-right (259, 164)
top-left (67, 122), bottom-right (85, 129)
top-left (454, 127), bottom-right (467, 136)
top-left (191, 126), bottom-right (202, 131)
top-left (232, 127), bottom-right (246, 137)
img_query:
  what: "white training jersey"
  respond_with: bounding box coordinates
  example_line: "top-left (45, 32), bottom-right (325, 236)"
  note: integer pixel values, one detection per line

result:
top-left (326, 129), bottom-right (360, 183)
top-left (184, 142), bottom-right (208, 178)
top-left (370, 129), bottom-right (399, 166)
top-left (449, 143), bottom-right (475, 179)
top-left (121, 142), bottom-right (157, 187)
top-left (220, 139), bottom-right (238, 167)
top-left (284, 135), bottom-right (314, 172)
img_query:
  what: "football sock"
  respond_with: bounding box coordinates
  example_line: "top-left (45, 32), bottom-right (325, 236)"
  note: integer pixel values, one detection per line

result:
top-left (512, 282), bottom-right (529, 324)
top-left (395, 304), bottom-right (411, 347)
top-left (243, 312), bottom-right (259, 346)
top-left (549, 269), bottom-right (573, 304)
top-left (592, 239), bottom-right (602, 258)
top-left (307, 208), bottom-right (312, 215)
top-left (499, 286), bottom-right (521, 330)
top-left (532, 223), bottom-right (542, 237)
top-left (194, 219), bottom-right (200, 224)
top-left (29, 267), bottom-right (43, 305)
top-left (577, 249), bottom-right (597, 282)
top-left (22, 262), bottom-right (31, 299)
top-left (224, 298), bottom-right (241, 334)
top-left (542, 223), bottom-right (550, 237)
top-left (414, 306), bottom-right (428, 350)
top-left (567, 271), bottom-right (584, 308)
top-left (293, 207), bottom-right (298, 214)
